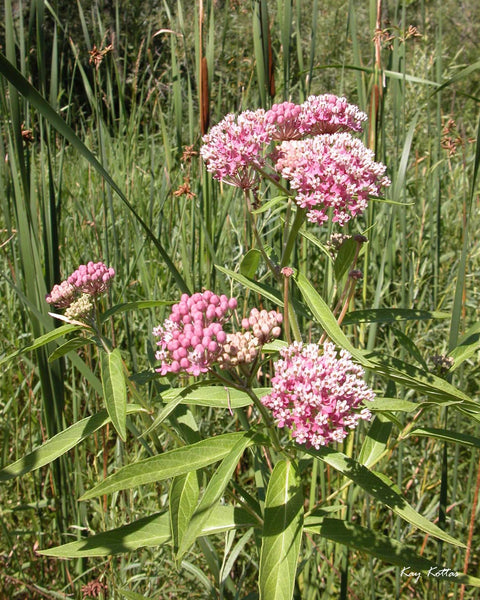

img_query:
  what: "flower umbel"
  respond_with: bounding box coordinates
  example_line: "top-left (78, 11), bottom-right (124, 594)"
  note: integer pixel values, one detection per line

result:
top-left (200, 109), bottom-right (273, 189)
top-left (275, 133), bottom-right (390, 226)
top-left (153, 291), bottom-right (238, 376)
top-left (261, 341), bottom-right (374, 448)
top-left (67, 261), bottom-right (116, 296)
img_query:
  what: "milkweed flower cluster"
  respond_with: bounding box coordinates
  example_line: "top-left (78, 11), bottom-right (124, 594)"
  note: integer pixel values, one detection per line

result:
top-left (153, 291), bottom-right (238, 376)
top-left (261, 342), bottom-right (374, 448)
top-left (200, 109), bottom-right (272, 189)
top-left (275, 134), bottom-right (390, 226)
top-left (46, 261), bottom-right (115, 317)
top-left (200, 93), bottom-right (389, 225)
top-left (153, 295), bottom-right (283, 375)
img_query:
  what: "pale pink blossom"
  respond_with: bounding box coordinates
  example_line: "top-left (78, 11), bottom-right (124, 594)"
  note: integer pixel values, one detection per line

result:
top-left (67, 261), bottom-right (115, 295)
top-left (200, 109), bottom-right (273, 189)
top-left (299, 94), bottom-right (367, 135)
top-left (274, 133), bottom-right (390, 226)
top-left (262, 342), bottom-right (374, 448)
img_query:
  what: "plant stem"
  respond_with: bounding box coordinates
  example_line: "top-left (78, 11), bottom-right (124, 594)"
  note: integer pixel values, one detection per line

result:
top-left (281, 206), bottom-right (306, 267)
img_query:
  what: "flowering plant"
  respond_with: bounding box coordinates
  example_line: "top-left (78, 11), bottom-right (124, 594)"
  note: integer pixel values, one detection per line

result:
top-left (3, 93), bottom-right (480, 598)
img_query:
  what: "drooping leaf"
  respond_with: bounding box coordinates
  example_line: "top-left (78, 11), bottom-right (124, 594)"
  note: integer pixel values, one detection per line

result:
top-left (304, 517), bottom-right (480, 587)
top-left (48, 336), bottom-right (93, 362)
top-left (303, 445), bottom-right (465, 548)
top-left (342, 308), bottom-right (449, 325)
top-left (357, 415), bottom-right (392, 468)
top-left (80, 432), bottom-right (253, 500)
top-left (0, 323), bottom-right (81, 367)
top-left (101, 348), bottom-right (127, 441)
top-left (39, 505), bottom-right (255, 558)
top-left (0, 405), bottom-right (145, 481)
top-left (259, 460), bottom-right (304, 600)
top-left (407, 427), bottom-right (480, 449)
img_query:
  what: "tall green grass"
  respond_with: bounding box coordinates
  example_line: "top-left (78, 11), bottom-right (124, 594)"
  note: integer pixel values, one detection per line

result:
top-left (1, 0), bottom-right (479, 597)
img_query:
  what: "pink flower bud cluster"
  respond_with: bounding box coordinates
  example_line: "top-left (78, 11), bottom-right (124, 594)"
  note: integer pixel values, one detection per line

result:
top-left (153, 291), bottom-right (238, 376)
top-left (200, 109), bottom-right (273, 189)
top-left (264, 101), bottom-right (303, 141)
top-left (274, 133), bottom-right (390, 226)
top-left (46, 261), bottom-right (115, 309)
top-left (261, 341), bottom-right (374, 448)
top-left (67, 262), bottom-right (116, 295)
top-left (45, 280), bottom-right (76, 308)
top-left (218, 308), bottom-right (283, 369)
top-left (241, 308), bottom-right (283, 344)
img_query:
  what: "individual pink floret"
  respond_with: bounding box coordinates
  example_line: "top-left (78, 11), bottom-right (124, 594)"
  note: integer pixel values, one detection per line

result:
top-left (261, 341), bottom-right (374, 448)
top-left (274, 133), bottom-right (390, 226)
top-left (200, 109), bottom-right (274, 189)
top-left (45, 280), bottom-right (76, 308)
top-left (67, 261), bottom-right (115, 296)
top-left (299, 94), bottom-right (367, 135)
top-left (153, 291), bottom-right (238, 376)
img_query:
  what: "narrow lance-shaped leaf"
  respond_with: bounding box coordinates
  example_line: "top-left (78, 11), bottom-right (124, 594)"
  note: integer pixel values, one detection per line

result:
top-left (305, 518), bottom-right (480, 587)
top-left (38, 505), bottom-right (256, 558)
top-left (259, 460), bottom-right (304, 600)
top-left (303, 445), bottom-right (465, 548)
top-left (170, 471), bottom-right (200, 558)
top-left (0, 405), bottom-right (145, 481)
top-left (101, 348), bottom-right (127, 441)
top-left (176, 431), bottom-right (258, 559)
top-left (80, 432), bottom-right (251, 500)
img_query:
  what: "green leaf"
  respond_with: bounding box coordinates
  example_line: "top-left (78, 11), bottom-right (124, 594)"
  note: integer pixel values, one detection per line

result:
top-left (118, 590), bottom-right (156, 600)
top-left (39, 505), bottom-right (255, 558)
top-left (357, 415), bottom-right (392, 467)
top-left (0, 405), bottom-right (145, 481)
top-left (101, 300), bottom-right (173, 322)
top-left (216, 265), bottom-right (284, 307)
top-left (449, 322), bottom-right (480, 371)
top-left (39, 512), bottom-right (171, 557)
top-left (368, 397), bottom-right (419, 413)
top-left (333, 237), bottom-right (357, 281)
top-left (251, 195), bottom-right (289, 214)
top-left (240, 248), bottom-right (262, 279)
top-left (303, 445), bottom-right (465, 548)
top-left (176, 431), bottom-right (258, 559)
top-left (342, 308), bottom-right (449, 325)
top-left (80, 432), bottom-right (251, 500)
top-left (170, 471), bottom-right (200, 556)
top-left (259, 460), bottom-right (304, 600)
top-left (0, 324), bottom-right (81, 367)
top-left (407, 427), bottom-right (480, 449)
top-left (101, 348), bottom-right (127, 441)
top-left (162, 386), bottom-right (271, 409)
top-left (304, 518), bottom-right (480, 587)
top-left (48, 336), bottom-right (92, 362)
top-left (294, 271), bottom-right (475, 407)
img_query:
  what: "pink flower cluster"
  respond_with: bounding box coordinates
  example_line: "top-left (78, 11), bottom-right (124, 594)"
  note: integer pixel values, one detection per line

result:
top-left (264, 95), bottom-right (367, 141)
top-left (67, 262), bottom-right (116, 295)
top-left (46, 261), bottom-right (115, 308)
top-left (200, 109), bottom-right (272, 189)
top-left (261, 342), bottom-right (374, 448)
top-left (274, 134), bottom-right (390, 226)
top-left (201, 93), bottom-right (389, 226)
top-left (153, 291), bottom-right (237, 376)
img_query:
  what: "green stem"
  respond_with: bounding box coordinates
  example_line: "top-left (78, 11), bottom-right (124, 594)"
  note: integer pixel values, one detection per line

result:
top-left (245, 190), bottom-right (280, 280)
